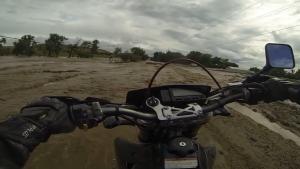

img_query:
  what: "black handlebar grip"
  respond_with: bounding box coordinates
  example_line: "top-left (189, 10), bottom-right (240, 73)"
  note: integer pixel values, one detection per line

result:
top-left (288, 86), bottom-right (300, 104)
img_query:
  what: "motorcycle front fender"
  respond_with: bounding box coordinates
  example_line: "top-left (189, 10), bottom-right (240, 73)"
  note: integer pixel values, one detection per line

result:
top-left (114, 137), bottom-right (163, 169)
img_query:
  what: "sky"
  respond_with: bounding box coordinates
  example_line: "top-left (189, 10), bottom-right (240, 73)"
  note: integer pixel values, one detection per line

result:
top-left (1, 0), bottom-right (300, 69)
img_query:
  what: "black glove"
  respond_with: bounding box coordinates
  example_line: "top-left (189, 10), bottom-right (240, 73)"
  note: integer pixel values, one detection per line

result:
top-left (262, 79), bottom-right (290, 103)
top-left (70, 98), bottom-right (108, 130)
top-left (0, 96), bottom-right (110, 167)
top-left (0, 97), bottom-right (76, 152)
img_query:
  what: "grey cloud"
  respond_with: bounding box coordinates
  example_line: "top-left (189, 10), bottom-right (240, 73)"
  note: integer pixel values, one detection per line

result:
top-left (115, 0), bottom-right (245, 28)
top-left (272, 32), bottom-right (285, 42)
top-left (163, 30), bottom-right (189, 41)
top-left (237, 27), bottom-right (262, 37)
top-left (1, 0), bottom-right (300, 69)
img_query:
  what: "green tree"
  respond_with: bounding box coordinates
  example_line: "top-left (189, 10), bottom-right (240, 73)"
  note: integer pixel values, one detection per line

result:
top-left (152, 52), bottom-right (165, 62)
top-left (0, 38), bottom-right (6, 47)
top-left (35, 44), bottom-right (47, 56)
top-left (0, 38), bottom-right (7, 56)
top-left (80, 41), bottom-right (92, 49)
top-left (131, 47), bottom-right (145, 56)
top-left (0, 38), bottom-right (6, 45)
top-left (75, 40), bottom-right (93, 58)
top-left (165, 51), bottom-right (184, 61)
top-left (152, 51), bottom-right (184, 62)
top-left (186, 51), bottom-right (238, 68)
top-left (224, 61), bottom-right (239, 68)
top-left (211, 57), bottom-right (238, 68)
top-left (119, 52), bottom-right (132, 62)
top-left (91, 40), bottom-right (99, 54)
top-left (45, 33), bottom-right (67, 57)
top-left (13, 35), bottom-right (36, 56)
top-left (249, 67), bottom-right (261, 73)
top-left (67, 41), bottom-right (80, 58)
top-left (187, 51), bottom-right (213, 66)
top-left (113, 47), bottom-right (122, 55)
top-left (186, 51), bottom-right (203, 61)
top-left (131, 47), bottom-right (148, 60)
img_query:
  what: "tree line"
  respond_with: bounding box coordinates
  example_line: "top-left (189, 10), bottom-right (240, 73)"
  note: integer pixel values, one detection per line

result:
top-left (0, 34), bottom-right (239, 69)
top-left (152, 51), bottom-right (238, 69)
top-left (0, 34), bottom-right (104, 58)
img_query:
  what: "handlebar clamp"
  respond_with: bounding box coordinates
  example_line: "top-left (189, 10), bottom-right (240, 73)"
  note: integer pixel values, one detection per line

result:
top-left (146, 97), bottom-right (203, 120)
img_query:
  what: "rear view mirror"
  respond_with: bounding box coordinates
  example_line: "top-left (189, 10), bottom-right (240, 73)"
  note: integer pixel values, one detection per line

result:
top-left (265, 43), bottom-right (295, 69)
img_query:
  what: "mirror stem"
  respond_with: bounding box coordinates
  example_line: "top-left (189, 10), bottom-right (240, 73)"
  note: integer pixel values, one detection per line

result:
top-left (259, 65), bottom-right (271, 75)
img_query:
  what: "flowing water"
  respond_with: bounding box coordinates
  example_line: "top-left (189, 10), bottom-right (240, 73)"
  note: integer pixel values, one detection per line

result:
top-left (227, 102), bottom-right (300, 146)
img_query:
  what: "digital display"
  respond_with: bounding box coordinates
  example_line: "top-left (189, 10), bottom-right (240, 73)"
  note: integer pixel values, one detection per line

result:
top-left (171, 88), bottom-right (202, 97)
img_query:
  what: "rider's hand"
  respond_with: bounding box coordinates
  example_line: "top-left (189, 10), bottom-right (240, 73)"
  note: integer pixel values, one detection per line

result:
top-left (262, 78), bottom-right (290, 103)
top-left (0, 97), bottom-right (77, 151)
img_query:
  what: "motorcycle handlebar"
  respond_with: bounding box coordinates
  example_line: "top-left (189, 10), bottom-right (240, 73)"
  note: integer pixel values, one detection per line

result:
top-left (71, 91), bottom-right (246, 128)
top-left (100, 92), bottom-right (245, 120)
top-left (101, 107), bottom-right (157, 120)
top-left (202, 93), bottom-right (245, 113)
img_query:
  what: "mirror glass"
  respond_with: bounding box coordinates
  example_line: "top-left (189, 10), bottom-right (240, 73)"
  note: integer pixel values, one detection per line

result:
top-left (265, 43), bottom-right (295, 69)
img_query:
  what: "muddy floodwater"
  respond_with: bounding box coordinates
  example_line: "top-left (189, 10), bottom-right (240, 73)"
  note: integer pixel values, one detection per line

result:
top-left (227, 103), bottom-right (300, 146)
top-left (0, 56), bottom-right (299, 169)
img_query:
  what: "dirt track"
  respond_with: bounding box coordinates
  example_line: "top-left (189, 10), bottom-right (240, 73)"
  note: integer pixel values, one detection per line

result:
top-left (0, 56), bottom-right (299, 169)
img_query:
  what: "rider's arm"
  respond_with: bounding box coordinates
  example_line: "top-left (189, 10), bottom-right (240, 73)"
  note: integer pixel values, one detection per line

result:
top-left (287, 85), bottom-right (300, 104)
top-left (0, 97), bottom-right (77, 169)
top-left (259, 79), bottom-right (300, 104)
top-left (0, 139), bottom-right (30, 169)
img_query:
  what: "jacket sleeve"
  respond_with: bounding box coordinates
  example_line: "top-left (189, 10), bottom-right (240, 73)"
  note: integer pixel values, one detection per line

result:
top-left (0, 139), bottom-right (29, 169)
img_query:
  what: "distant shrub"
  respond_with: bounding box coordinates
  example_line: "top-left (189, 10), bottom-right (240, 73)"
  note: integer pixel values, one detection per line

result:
top-left (118, 53), bottom-right (143, 62)
top-left (0, 46), bottom-right (12, 56)
top-left (118, 53), bottom-right (132, 62)
top-left (77, 50), bottom-right (93, 58)
top-left (186, 51), bottom-right (238, 69)
top-left (113, 47), bottom-right (122, 56)
top-left (45, 33), bottom-right (67, 57)
top-left (131, 47), bottom-right (148, 60)
top-left (249, 67), bottom-right (260, 73)
top-left (13, 35), bottom-right (36, 56)
top-left (152, 51), bottom-right (185, 62)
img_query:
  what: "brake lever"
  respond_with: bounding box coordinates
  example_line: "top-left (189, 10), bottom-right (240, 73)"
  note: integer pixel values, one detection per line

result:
top-left (146, 97), bottom-right (203, 120)
top-left (213, 106), bottom-right (231, 116)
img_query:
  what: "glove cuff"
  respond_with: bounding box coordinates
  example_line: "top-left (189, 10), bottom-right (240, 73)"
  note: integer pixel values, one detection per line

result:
top-left (0, 139), bottom-right (30, 166)
top-left (0, 116), bottom-right (50, 151)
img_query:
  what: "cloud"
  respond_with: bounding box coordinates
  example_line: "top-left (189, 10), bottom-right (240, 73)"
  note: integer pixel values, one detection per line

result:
top-left (1, 0), bottom-right (300, 69)
top-left (164, 30), bottom-right (188, 40)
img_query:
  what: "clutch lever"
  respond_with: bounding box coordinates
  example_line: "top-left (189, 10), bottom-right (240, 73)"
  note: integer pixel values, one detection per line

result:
top-left (212, 106), bottom-right (231, 116)
top-left (103, 116), bottom-right (135, 129)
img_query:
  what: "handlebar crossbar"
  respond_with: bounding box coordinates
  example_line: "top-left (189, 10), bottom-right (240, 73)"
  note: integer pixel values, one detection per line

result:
top-left (102, 107), bottom-right (157, 120)
top-left (101, 93), bottom-right (245, 120)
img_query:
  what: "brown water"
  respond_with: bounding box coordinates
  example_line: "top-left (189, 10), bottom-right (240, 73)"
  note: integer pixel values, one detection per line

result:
top-left (227, 102), bottom-right (300, 146)
top-left (1, 57), bottom-right (299, 169)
